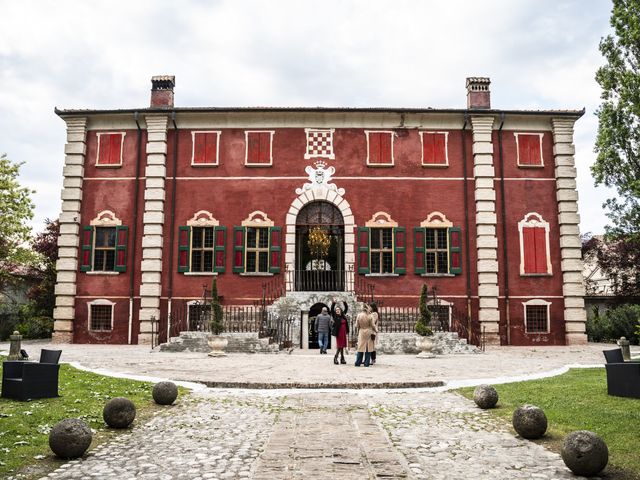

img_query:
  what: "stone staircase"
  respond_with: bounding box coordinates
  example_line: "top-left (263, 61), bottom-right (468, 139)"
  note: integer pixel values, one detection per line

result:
top-left (159, 331), bottom-right (280, 354)
top-left (377, 331), bottom-right (480, 355)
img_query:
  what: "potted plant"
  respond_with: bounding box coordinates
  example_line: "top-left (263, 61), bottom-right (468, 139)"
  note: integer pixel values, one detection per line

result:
top-left (415, 284), bottom-right (435, 358)
top-left (207, 278), bottom-right (228, 357)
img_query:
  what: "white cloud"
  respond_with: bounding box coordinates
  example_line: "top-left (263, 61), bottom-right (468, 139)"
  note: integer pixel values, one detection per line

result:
top-left (0, 0), bottom-right (615, 234)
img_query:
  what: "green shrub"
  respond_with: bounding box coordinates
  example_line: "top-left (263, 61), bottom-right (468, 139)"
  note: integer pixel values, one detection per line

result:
top-left (415, 284), bottom-right (433, 336)
top-left (587, 304), bottom-right (640, 344)
top-left (14, 315), bottom-right (54, 339)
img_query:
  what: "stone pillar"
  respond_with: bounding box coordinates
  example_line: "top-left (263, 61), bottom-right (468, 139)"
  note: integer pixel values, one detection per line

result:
top-left (52, 117), bottom-right (88, 343)
top-left (551, 118), bottom-right (587, 345)
top-left (471, 116), bottom-right (500, 345)
top-left (138, 114), bottom-right (169, 344)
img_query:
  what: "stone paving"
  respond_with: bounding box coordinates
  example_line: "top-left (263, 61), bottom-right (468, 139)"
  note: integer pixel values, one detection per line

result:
top-left (37, 390), bottom-right (585, 480)
top-left (2, 340), bottom-right (625, 388)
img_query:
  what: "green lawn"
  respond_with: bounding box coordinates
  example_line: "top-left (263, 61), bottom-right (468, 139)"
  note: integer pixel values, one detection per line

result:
top-left (458, 368), bottom-right (640, 479)
top-left (0, 358), bottom-right (186, 478)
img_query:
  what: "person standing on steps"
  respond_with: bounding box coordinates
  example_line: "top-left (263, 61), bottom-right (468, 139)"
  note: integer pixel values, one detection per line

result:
top-left (331, 299), bottom-right (349, 365)
top-left (355, 304), bottom-right (377, 367)
top-left (315, 306), bottom-right (332, 354)
top-left (369, 302), bottom-right (379, 365)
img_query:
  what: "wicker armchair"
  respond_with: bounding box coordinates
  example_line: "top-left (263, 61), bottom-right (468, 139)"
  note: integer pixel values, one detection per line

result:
top-left (1, 349), bottom-right (62, 401)
top-left (603, 348), bottom-right (640, 399)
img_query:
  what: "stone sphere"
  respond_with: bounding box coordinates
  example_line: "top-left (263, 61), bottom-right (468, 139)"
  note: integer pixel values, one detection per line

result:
top-left (473, 384), bottom-right (499, 409)
top-left (152, 381), bottom-right (179, 405)
top-left (561, 430), bottom-right (609, 477)
top-left (49, 418), bottom-right (92, 459)
top-left (512, 404), bottom-right (547, 439)
top-left (103, 397), bottom-right (136, 429)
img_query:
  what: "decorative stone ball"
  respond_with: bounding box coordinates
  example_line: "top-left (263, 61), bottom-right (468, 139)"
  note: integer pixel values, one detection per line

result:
top-left (561, 430), bottom-right (609, 477)
top-left (473, 384), bottom-right (499, 409)
top-left (103, 397), bottom-right (136, 429)
top-left (512, 404), bottom-right (547, 439)
top-left (152, 381), bottom-right (179, 405)
top-left (49, 418), bottom-right (92, 459)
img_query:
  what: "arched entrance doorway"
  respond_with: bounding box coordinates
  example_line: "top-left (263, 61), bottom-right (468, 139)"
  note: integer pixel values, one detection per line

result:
top-left (295, 201), bottom-right (345, 291)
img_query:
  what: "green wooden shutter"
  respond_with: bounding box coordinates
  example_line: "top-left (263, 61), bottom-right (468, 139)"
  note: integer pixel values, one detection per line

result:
top-left (233, 226), bottom-right (246, 273)
top-left (114, 226), bottom-right (128, 272)
top-left (449, 227), bottom-right (462, 275)
top-left (393, 227), bottom-right (406, 275)
top-left (80, 226), bottom-right (94, 272)
top-left (214, 226), bottom-right (226, 273)
top-left (357, 227), bottom-right (370, 274)
top-left (178, 226), bottom-right (191, 273)
top-left (268, 226), bottom-right (282, 274)
top-left (413, 227), bottom-right (426, 275)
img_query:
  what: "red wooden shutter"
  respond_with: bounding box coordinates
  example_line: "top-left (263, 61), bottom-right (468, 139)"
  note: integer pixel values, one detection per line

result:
top-left (369, 132), bottom-right (381, 164)
top-left (357, 227), bottom-right (370, 274)
top-left (233, 226), bottom-right (245, 273)
top-left (98, 134), bottom-right (111, 165)
top-left (214, 226), bottom-right (226, 273)
top-left (380, 133), bottom-right (391, 164)
top-left (413, 227), bottom-right (426, 274)
top-left (529, 135), bottom-right (542, 165)
top-left (80, 226), bottom-right (93, 272)
top-left (533, 227), bottom-right (547, 273)
top-left (393, 227), bottom-right (406, 275)
top-left (423, 133), bottom-right (435, 165)
top-left (522, 227), bottom-right (536, 273)
top-left (109, 134), bottom-right (122, 165)
top-left (434, 133), bottom-right (446, 164)
top-left (448, 227), bottom-right (462, 275)
top-left (269, 227), bottom-right (281, 274)
top-left (259, 133), bottom-right (271, 164)
top-left (114, 226), bottom-right (128, 272)
top-left (178, 226), bottom-right (190, 272)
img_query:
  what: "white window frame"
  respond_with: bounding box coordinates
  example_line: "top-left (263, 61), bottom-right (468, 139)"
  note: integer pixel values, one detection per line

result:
top-left (419, 131), bottom-right (449, 167)
top-left (87, 299), bottom-right (115, 332)
top-left (304, 128), bottom-right (335, 160)
top-left (365, 130), bottom-right (394, 167)
top-left (87, 210), bottom-right (123, 275)
top-left (244, 130), bottom-right (274, 167)
top-left (96, 132), bottom-right (126, 168)
top-left (514, 132), bottom-right (544, 167)
top-left (522, 298), bottom-right (551, 334)
top-left (191, 131), bottom-right (221, 167)
top-left (518, 212), bottom-right (552, 276)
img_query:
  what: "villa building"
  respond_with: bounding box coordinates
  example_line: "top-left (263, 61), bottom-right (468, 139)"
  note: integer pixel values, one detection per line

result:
top-left (52, 76), bottom-right (587, 347)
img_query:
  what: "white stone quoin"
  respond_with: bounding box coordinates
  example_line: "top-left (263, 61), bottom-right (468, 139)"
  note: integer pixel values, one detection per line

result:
top-left (52, 117), bottom-right (88, 343)
top-left (471, 116), bottom-right (500, 345)
top-left (552, 118), bottom-right (588, 345)
top-left (138, 114), bottom-right (169, 344)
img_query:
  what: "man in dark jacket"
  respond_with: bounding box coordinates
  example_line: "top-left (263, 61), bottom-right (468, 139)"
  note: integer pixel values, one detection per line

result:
top-left (315, 307), bottom-right (332, 354)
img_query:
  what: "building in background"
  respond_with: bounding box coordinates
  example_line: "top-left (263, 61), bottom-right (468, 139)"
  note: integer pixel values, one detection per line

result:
top-left (52, 76), bottom-right (587, 346)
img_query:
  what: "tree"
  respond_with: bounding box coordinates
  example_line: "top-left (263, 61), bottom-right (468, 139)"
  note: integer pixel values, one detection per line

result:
top-left (593, 0), bottom-right (640, 239)
top-left (583, 234), bottom-right (640, 298)
top-left (209, 277), bottom-right (224, 335)
top-left (415, 284), bottom-right (433, 336)
top-left (27, 219), bottom-right (59, 317)
top-left (0, 154), bottom-right (36, 292)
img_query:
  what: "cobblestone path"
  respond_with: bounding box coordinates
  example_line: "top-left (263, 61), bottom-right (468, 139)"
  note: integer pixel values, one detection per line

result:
top-left (41, 390), bottom-right (578, 480)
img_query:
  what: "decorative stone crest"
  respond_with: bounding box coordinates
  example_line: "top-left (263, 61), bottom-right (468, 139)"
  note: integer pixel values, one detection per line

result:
top-left (90, 210), bottom-right (122, 226)
top-left (296, 161), bottom-right (344, 195)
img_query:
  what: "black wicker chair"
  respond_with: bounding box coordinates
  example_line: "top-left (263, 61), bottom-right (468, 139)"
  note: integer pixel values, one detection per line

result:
top-left (603, 348), bottom-right (640, 399)
top-left (1, 349), bottom-right (62, 401)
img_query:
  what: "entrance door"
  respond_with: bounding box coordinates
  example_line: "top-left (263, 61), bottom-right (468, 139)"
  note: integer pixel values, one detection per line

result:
top-left (308, 302), bottom-right (331, 349)
top-left (295, 201), bottom-right (345, 291)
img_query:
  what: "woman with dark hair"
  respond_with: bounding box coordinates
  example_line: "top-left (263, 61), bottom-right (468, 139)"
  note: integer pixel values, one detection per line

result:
top-left (369, 302), bottom-right (379, 365)
top-left (331, 299), bottom-right (349, 365)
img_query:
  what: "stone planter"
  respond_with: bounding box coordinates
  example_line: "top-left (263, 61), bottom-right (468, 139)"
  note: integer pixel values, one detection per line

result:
top-left (416, 335), bottom-right (435, 358)
top-left (207, 335), bottom-right (228, 357)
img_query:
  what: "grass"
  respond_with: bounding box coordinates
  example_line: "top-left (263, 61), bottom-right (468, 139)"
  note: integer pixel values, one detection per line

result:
top-left (0, 357), bottom-right (188, 479)
top-left (458, 368), bottom-right (640, 479)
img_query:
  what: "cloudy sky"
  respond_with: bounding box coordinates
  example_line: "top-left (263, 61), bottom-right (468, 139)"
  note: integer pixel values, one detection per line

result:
top-left (0, 0), bottom-right (615, 235)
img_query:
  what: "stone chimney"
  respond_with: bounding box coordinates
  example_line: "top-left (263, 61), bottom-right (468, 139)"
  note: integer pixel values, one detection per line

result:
top-left (466, 77), bottom-right (491, 109)
top-left (150, 75), bottom-right (175, 108)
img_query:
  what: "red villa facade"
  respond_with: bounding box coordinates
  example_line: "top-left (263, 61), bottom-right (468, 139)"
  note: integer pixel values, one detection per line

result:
top-left (52, 76), bottom-right (588, 346)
